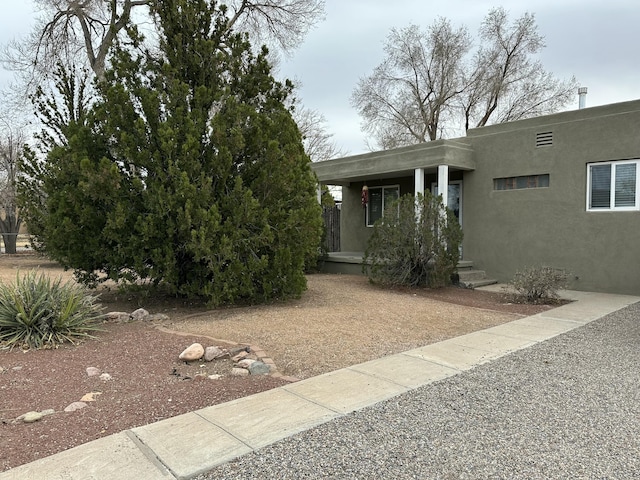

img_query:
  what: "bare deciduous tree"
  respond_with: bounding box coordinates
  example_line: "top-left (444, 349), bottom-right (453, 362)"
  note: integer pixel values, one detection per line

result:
top-left (351, 20), bottom-right (470, 150)
top-left (2, 0), bottom-right (325, 88)
top-left (461, 7), bottom-right (576, 130)
top-left (0, 119), bottom-right (26, 254)
top-left (293, 106), bottom-right (345, 162)
top-left (352, 7), bottom-right (578, 150)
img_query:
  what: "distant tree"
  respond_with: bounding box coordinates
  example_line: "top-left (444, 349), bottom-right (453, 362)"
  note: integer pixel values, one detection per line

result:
top-left (17, 64), bottom-right (94, 254)
top-left (352, 7), bottom-right (577, 150)
top-left (293, 106), bottom-right (345, 162)
top-left (0, 119), bottom-right (26, 254)
top-left (20, 0), bottom-right (323, 305)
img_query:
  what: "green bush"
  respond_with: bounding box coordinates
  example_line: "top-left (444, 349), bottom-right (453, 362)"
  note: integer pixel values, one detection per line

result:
top-left (505, 266), bottom-right (569, 304)
top-left (364, 192), bottom-right (463, 288)
top-left (0, 272), bottom-right (103, 349)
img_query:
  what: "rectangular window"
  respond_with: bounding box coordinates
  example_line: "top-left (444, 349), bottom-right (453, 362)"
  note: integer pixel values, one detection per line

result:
top-left (366, 185), bottom-right (399, 226)
top-left (494, 174), bottom-right (549, 191)
top-left (587, 160), bottom-right (640, 211)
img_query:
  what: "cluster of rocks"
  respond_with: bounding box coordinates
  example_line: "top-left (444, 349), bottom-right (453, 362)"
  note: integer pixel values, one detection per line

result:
top-left (13, 367), bottom-right (111, 424)
top-left (105, 308), bottom-right (169, 323)
top-left (178, 343), bottom-right (276, 377)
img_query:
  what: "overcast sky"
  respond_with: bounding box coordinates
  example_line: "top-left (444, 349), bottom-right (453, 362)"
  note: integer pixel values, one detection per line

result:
top-left (1, 1), bottom-right (638, 155)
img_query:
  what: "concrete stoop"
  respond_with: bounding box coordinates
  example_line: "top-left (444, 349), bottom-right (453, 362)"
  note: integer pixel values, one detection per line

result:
top-left (457, 261), bottom-right (497, 289)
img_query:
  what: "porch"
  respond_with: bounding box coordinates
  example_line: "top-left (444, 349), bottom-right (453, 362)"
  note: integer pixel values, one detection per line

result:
top-left (321, 252), bottom-right (497, 289)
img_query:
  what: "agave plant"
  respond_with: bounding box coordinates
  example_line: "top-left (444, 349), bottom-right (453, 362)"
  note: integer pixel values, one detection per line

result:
top-left (0, 271), bottom-right (104, 349)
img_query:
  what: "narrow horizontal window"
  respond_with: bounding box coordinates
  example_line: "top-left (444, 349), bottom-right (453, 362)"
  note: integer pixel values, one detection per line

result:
top-left (494, 174), bottom-right (550, 191)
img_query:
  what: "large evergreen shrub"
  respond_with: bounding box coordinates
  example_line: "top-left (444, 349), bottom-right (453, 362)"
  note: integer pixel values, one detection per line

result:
top-left (19, 0), bottom-right (322, 305)
top-left (364, 192), bottom-right (462, 288)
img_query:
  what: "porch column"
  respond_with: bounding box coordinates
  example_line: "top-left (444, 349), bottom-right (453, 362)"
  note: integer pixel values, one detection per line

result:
top-left (438, 164), bottom-right (449, 208)
top-left (316, 184), bottom-right (322, 204)
top-left (415, 168), bottom-right (425, 221)
top-left (414, 168), bottom-right (425, 196)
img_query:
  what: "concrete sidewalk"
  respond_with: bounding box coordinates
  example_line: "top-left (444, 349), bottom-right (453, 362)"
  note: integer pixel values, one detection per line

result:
top-left (2, 289), bottom-right (638, 480)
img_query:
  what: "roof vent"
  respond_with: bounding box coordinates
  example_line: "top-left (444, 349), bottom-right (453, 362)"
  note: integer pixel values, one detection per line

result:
top-left (536, 131), bottom-right (553, 147)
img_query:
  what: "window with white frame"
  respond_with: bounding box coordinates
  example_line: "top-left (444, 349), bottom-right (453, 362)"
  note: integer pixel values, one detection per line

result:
top-left (587, 160), bottom-right (640, 211)
top-left (366, 185), bottom-right (399, 226)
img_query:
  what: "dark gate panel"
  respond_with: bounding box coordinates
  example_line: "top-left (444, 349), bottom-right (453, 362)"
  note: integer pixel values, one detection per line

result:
top-left (322, 205), bottom-right (340, 252)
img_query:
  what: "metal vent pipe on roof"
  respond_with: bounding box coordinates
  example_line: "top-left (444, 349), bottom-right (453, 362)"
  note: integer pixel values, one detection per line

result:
top-left (578, 87), bottom-right (588, 109)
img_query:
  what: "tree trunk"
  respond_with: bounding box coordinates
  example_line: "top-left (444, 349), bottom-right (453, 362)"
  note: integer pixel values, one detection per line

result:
top-left (1, 233), bottom-right (17, 254)
top-left (0, 214), bottom-right (21, 254)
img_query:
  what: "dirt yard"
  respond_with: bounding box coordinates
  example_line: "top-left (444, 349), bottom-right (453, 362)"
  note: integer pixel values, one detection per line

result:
top-left (0, 252), bottom-right (552, 471)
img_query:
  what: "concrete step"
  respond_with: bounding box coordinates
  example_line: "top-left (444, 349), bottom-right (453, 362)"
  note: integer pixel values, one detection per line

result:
top-left (457, 269), bottom-right (488, 282)
top-left (457, 260), bottom-right (474, 270)
top-left (459, 278), bottom-right (499, 289)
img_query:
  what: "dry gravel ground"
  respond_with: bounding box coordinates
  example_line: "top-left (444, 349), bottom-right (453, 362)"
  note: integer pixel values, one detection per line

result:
top-left (0, 252), bottom-right (551, 471)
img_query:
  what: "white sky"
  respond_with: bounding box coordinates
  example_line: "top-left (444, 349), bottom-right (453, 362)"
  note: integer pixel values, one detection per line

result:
top-left (2, 1), bottom-right (639, 155)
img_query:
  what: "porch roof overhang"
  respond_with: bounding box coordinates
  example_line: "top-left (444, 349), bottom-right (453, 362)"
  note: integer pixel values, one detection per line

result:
top-left (312, 139), bottom-right (475, 185)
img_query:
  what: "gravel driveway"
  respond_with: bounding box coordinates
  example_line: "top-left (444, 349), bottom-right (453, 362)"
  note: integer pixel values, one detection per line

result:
top-left (197, 301), bottom-right (640, 479)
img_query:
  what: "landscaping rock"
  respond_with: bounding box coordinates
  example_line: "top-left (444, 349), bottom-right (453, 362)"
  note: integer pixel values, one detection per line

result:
top-left (231, 351), bottom-right (249, 362)
top-left (130, 308), bottom-right (150, 321)
top-left (86, 367), bottom-right (101, 377)
top-left (248, 361), bottom-right (271, 376)
top-left (22, 411), bottom-right (43, 423)
top-left (179, 343), bottom-right (205, 361)
top-left (231, 367), bottom-right (249, 377)
top-left (64, 402), bottom-right (87, 412)
top-left (105, 311), bottom-right (131, 322)
top-left (99, 373), bottom-right (112, 381)
top-left (80, 392), bottom-right (102, 402)
top-left (204, 346), bottom-right (228, 361)
top-left (236, 358), bottom-right (256, 369)
top-left (229, 346), bottom-right (251, 356)
top-left (208, 374), bottom-right (223, 380)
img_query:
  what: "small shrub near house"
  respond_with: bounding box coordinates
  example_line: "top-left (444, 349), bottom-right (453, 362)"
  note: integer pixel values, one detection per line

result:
top-left (0, 272), bottom-right (103, 349)
top-left (364, 192), bottom-right (463, 288)
top-left (505, 266), bottom-right (569, 304)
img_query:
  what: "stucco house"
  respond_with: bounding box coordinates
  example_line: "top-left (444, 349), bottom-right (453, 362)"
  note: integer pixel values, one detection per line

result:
top-left (312, 98), bottom-right (640, 295)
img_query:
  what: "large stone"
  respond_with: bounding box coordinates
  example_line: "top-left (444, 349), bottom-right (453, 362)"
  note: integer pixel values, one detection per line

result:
top-left (236, 359), bottom-right (256, 369)
top-left (130, 308), bottom-right (150, 321)
top-left (248, 361), bottom-right (271, 376)
top-left (231, 367), bottom-right (249, 377)
top-left (22, 411), bottom-right (43, 423)
top-left (204, 346), bottom-right (228, 362)
top-left (179, 343), bottom-right (205, 361)
top-left (86, 367), bottom-right (101, 377)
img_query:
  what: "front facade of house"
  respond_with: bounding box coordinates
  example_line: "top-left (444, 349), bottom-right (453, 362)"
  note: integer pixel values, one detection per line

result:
top-left (312, 99), bottom-right (640, 295)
